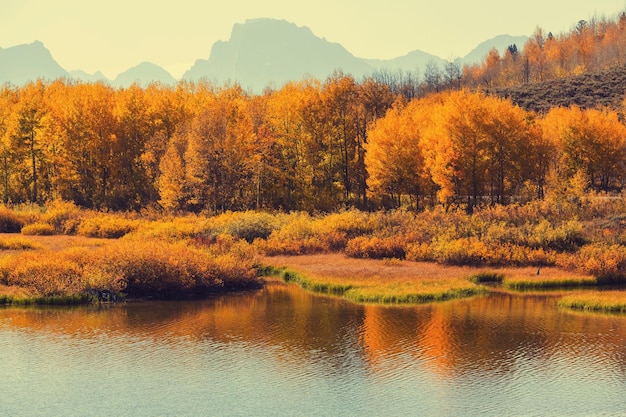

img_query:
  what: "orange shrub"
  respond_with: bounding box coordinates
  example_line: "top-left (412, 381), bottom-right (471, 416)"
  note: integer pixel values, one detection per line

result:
top-left (21, 222), bottom-right (56, 236)
top-left (77, 214), bottom-right (139, 238)
top-left (557, 243), bottom-right (626, 282)
top-left (40, 200), bottom-right (83, 234)
top-left (345, 236), bottom-right (406, 259)
top-left (0, 254), bottom-right (85, 296)
top-left (0, 206), bottom-right (24, 233)
top-left (0, 237), bottom-right (261, 300)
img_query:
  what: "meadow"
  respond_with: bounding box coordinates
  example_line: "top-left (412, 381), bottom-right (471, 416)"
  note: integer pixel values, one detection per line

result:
top-left (1, 196), bottom-right (625, 309)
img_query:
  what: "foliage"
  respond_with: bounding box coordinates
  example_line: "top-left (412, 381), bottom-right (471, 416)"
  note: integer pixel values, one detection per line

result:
top-left (21, 222), bottom-right (55, 235)
top-left (76, 214), bottom-right (139, 238)
top-left (0, 237), bottom-right (261, 300)
top-left (0, 236), bottom-right (41, 250)
top-left (39, 200), bottom-right (83, 234)
top-left (557, 243), bottom-right (626, 283)
top-left (345, 236), bottom-right (406, 259)
top-left (0, 206), bottom-right (24, 233)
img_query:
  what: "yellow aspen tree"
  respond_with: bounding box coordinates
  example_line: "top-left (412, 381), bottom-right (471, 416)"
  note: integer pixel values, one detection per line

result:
top-left (365, 98), bottom-right (427, 208)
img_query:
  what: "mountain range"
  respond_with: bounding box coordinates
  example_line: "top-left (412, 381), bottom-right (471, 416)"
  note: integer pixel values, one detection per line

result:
top-left (0, 19), bottom-right (528, 90)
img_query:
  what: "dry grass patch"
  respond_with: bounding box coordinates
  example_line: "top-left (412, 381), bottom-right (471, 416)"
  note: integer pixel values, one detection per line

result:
top-left (263, 254), bottom-right (487, 305)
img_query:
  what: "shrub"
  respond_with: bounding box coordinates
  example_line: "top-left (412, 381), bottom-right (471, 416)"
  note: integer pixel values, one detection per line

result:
top-left (134, 215), bottom-right (210, 241)
top-left (345, 236), bottom-right (406, 259)
top-left (21, 222), bottom-right (56, 236)
top-left (209, 211), bottom-right (280, 243)
top-left (77, 215), bottom-right (138, 238)
top-left (256, 213), bottom-right (328, 255)
top-left (0, 238), bottom-right (262, 300)
top-left (40, 200), bottom-right (83, 234)
top-left (468, 272), bottom-right (504, 284)
top-left (0, 254), bottom-right (85, 296)
top-left (558, 243), bottom-right (626, 283)
top-left (0, 236), bottom-right (41, 250)
top-left (429, 237), bottom-right (489, 266)
top-left (0, 206), bottom-right (23, 233)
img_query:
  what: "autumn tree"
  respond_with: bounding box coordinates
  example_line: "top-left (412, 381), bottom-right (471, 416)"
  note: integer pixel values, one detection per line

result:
top-left (182, 85), bottom-right (259, 212)
top-left (421, 90), bottom-right (537, 211)
top-left (365, 98), bottom-right (429, 208)
top-left (542, 105), bottom-right (626, 192)
top-left (46, 81), bottom-right (118, 208)
top-left (6, 80), bottom-right (49, 203)
top-left (0, 86), bottom-right (19, 203)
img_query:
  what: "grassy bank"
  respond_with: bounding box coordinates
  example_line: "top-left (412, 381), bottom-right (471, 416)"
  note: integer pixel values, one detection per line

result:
top-left (263, 254), bottom-right (488, 305)
top-left (558, 291), bottom-right (626, 313)
top-left (499, 267), bottom-right (597, 290)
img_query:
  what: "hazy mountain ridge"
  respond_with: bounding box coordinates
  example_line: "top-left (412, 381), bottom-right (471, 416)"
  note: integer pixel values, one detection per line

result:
top-left (182, 19), bottom-right (373, 90)
top-left (0, 41), bottom-right (69, 85)
top-left (0, 19), bottom-right (528, 89)
top-left (112, 62), bottom-right (177, 88)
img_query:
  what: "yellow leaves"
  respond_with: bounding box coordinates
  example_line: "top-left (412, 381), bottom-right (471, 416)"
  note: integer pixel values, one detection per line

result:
top-left (365, 102), bottom-right (424, 201)
top-left (542, 105), bottom-right (626, 192)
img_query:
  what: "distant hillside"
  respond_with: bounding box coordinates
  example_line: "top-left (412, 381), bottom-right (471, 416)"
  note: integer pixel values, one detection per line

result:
top-left (492, 65), bottom-right (626, 113)
top-left (0, 42), bottom-right (174, 88)
top-left (69, 70), bottom-right (108, 83)
top-left (112, 62), bottom-right (176, 88)
top-left (460, 34), bottom-right (528, 65)
top-left (0, 41), bottom-right (69, 85)
top-left (183, 18), bottom-right (373, 90)
top-left (366, 50), bottom-right (447, 72)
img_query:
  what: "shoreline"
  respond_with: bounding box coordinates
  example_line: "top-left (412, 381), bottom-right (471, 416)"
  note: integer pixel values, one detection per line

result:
top-left (260, 254), bottom-right (626, 310)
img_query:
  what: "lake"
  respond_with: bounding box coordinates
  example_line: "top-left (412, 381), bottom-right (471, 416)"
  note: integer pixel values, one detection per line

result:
top-left (0, 281), bottom-right (625, 416)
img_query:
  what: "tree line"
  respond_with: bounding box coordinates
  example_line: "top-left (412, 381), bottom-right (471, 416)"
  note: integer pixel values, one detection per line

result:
top-left (0, 75), bottom-right (625, 213)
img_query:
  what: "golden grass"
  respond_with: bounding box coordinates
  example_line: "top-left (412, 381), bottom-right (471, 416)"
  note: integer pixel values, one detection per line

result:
top-left (263, 254), bottom-right (488, 305)
top-left (559, 291), bottom-right (626, 313)
top-left (500, 266), bottom-right (597, 289)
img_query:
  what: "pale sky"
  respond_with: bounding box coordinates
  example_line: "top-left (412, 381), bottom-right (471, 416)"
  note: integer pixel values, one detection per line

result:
top-left (1, 0), bottom-right (625, 79)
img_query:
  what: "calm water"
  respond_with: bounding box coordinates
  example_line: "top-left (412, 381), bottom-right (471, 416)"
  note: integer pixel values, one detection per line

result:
top-left (0, 282), bottom-right (625, 417)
